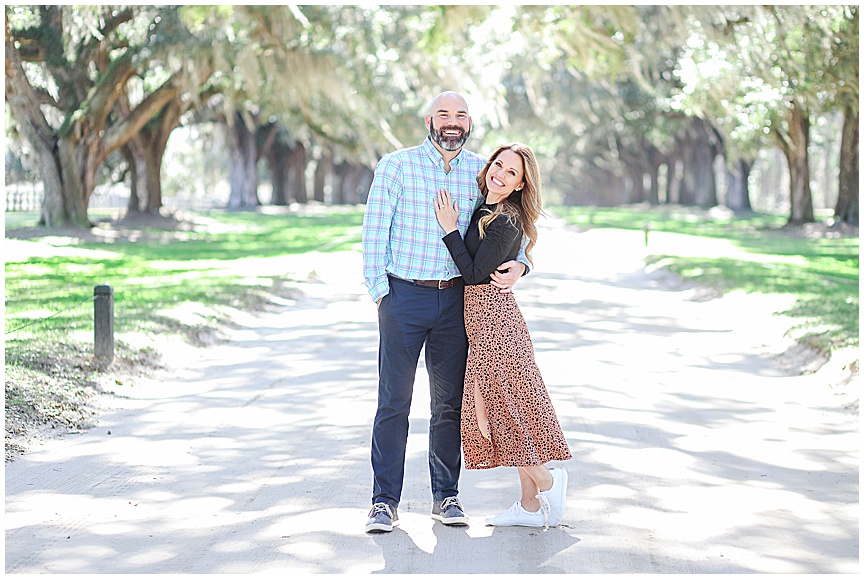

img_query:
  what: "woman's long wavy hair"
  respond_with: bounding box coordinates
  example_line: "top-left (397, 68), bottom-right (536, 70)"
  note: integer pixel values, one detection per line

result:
top-left (476, 142), bottom-right (544, 266)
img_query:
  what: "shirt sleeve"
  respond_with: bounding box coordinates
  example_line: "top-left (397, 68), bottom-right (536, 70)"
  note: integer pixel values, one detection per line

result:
top-left (515, 235), bottom-right (530, 276)
top-left (442, 215), bottom-right (522, 285)
top-left (362, 156), bottom-right (401, 302)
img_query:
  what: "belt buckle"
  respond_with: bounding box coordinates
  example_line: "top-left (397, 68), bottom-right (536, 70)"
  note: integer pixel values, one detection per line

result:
top-left (438, 279), bottom-right (446, 290)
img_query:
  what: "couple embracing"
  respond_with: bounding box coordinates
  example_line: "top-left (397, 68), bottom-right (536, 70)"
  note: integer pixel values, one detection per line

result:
top-left (361, 91), bottom-right (572, 533)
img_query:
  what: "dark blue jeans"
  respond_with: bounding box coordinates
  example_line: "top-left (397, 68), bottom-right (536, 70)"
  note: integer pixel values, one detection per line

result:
top-left (371, 276), bottom-right (468, 509)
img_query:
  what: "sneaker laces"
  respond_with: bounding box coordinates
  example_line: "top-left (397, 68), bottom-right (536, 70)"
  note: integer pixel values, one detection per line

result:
top-left (370, 503), bottom-right (393, 518)
top-left (491, 501), bottom-right (523, 524)
top-left (535, 493), bottom-right (551, 530)
top-left (440, 496), bottom-right (462, 511)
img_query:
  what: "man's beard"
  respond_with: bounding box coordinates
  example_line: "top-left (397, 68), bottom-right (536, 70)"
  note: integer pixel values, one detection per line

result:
top-left (429, 118), bottom-right (470, 151)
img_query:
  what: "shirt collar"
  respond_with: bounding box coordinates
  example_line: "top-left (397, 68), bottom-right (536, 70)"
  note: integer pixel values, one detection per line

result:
top-left (421, 136), bottom-right (463, 168)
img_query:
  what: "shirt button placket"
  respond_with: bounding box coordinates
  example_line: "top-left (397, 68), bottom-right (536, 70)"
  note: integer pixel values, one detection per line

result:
top-left (443, 168), bottom-right (456, 280)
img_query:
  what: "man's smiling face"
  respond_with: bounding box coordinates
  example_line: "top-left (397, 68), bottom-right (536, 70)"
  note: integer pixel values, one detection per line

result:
top-left (426, 93), bottom-right (472, 152)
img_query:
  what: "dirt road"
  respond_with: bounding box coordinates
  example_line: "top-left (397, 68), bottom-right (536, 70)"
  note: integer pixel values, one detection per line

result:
top-left (5, 218), bottom-right (858, 573)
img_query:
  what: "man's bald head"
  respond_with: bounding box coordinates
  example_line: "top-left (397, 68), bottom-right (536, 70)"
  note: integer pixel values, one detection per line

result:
top-left (428, 91), bottom-right (470, 116)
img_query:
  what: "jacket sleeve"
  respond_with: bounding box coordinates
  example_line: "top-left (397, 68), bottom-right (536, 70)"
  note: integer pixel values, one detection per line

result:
top-left (442, 216), bottom-right (522, 285)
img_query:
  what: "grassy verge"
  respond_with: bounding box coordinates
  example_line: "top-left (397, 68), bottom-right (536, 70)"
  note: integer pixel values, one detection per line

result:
top-left (5, 203), bottom-right (858, 457)
top-left (4, 206), bottom-right (365, 459)
top-left (551, 204), bottom-right (859, 353)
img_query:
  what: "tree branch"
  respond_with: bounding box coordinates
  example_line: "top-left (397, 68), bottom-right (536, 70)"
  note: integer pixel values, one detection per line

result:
top-left (76, 51), bottom-right (136, 137)
top-left (11, 26), bottom-right (45, 61)
top-left (101, 75), bottom-right (181, 160)
top-left (33, 86), bottom-right (60, 108)
top-left (5, 15), bottom-right (55, 146)
top-left (77, 7), bottom-right (134, 68)
top-left (771, 120), bottom-right (793, 156)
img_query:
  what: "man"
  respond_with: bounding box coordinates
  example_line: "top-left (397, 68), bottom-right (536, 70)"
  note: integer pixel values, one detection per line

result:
top-left (361, 91), bottom-right (528, 533)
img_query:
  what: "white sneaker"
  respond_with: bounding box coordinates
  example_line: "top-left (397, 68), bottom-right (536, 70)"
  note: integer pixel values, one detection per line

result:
top-left (485, 501), bottom-right (547, 527)
top-left (539, 467), bottom-right (568, 526)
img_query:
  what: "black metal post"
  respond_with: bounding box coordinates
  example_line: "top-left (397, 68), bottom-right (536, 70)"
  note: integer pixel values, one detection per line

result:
top-left (94, 285), bottom-right (114, 367)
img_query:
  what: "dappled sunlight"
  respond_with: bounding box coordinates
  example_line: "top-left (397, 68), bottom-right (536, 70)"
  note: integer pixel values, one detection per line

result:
top-left (592, 446), bottom-right (697, 476)
top-left (6, 263), bottom-right (382, 572)
top-left (4, 238), bottom-right (122, 261)
top-left (6, 231), bottom-right (857, 573)
top-left (649, 484), bottom-right (842, 540)
top-left (523, 226), bottom-right (857, 573)
top-left (646, 230), bottom-right (810, 266)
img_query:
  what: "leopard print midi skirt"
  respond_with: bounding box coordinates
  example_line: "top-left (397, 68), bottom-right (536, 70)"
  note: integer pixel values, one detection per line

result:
top-left (462, 283), bottom-right (572, 469)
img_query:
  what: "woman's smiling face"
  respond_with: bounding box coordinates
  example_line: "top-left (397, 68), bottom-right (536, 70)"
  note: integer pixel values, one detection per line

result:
top-left (485, 149), bottom-right (525, 202)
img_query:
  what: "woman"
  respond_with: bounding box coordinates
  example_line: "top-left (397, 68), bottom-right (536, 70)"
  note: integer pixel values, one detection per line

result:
top-left (433, 142), bottom-right (572, 529)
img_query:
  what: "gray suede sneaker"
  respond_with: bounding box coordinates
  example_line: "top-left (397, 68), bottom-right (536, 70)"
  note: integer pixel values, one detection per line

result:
top-left (366, 502), bottom-right (398, 533)
top-left (431, 496), bottom-right (469, 525)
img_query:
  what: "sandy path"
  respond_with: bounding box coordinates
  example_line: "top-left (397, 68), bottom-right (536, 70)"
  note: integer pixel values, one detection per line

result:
top-left (4, 217), bottom-right (858, 573)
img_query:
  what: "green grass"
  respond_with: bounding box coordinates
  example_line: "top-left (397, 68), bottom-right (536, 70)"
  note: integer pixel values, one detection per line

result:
top-left (6, 204), bottom-right (857, 351)
top-left (4, 203), bottom-right (857, 453)
top-left (5, 208), bottom-right (365, 343)
top-left (552, 204), bottom-right (859, 351)
top-left (5, 207), bottom-right (366, 451)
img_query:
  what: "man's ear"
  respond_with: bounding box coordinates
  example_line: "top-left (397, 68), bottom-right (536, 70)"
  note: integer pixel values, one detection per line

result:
top-left (425, 116), bottom-right (432, 131)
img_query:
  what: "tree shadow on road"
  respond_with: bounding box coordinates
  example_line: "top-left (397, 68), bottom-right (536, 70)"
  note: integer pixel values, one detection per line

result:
top-left (371, 521), bottom-right (581, 574)
top-left (4, 252), bottom-right (858, 574)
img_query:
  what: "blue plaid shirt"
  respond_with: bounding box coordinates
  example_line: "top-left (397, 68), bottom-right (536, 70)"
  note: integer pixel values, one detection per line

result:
top-left (362, 137), bottom-right (527, 302)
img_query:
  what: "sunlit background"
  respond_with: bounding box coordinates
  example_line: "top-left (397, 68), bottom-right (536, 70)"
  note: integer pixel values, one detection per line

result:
top-left (5, 5), bottom-right (858, 223)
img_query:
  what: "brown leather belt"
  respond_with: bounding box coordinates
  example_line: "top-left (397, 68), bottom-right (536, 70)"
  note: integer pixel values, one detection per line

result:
top-left (412, 277), bottom-right (463, 289)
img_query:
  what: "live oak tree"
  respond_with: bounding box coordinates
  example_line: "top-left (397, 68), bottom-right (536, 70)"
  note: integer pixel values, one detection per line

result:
top-left (825, 6), bottom-right (859, 226)
top-left (8, 5), bottom-right (853, 221)
top-left (665, 7), bottom-right (769, 213)
top-left (117, 9), bottom-right (219, 216)
top-left (691, 5), bottom-right (858, 225)
top-left (495, 5), bottom-right (644, 206)
top-left (219, 4), bottom-right (498, 209)
top-left (625, 6), bottom-right (720, 208)
top-left (4, 5), bottom-right (213, 227)
top-left (210, 5), bottom-right (377, 210)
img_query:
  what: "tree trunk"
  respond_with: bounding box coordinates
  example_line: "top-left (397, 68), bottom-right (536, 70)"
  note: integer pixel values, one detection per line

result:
top-left (123, 125), bottom-right (171, 214)
top-left (7, 14), bottom-right (183, 226)
top-left (624, 165), bottom-right (646, 204)
top-left (645, 145), bottom-right (665, 206)
top-left (117, 75), bottom-right (209, 216)
top-left (345, 164), bottom-right (363, 204)
top-left (777, 101), bottom-right (815, 225)
top-left (678, 117), bottom-right (718, 207)
top-left (677, 134), bottom-right (696, 205)
top-left (56, 136), bottom-right (91, 225)
top-left (267, 142), bottom-right (289, 206)
top-left (835, 106), bottom-right (859, 226)
top-left (314, 148), bottom-right (332, 203)
top-left (332, 162), bottom-right (348, 204)
top-left (123, 140), bottom-right (147, 213)
top-left (647, 154), bottom-right (663, 206)
top-left (357, 165), bottom-right (373, 204)
top-left (666, 155), bottom-right (681, 204)
top-left (226, 111), bottom-right (260, 209)
top-left (341, 163), bottom-right (373, 204)
top-left (725, 158), bottom-right (754, 213)
top-left (5, 18), bottom-right (88, 227)
top-left (143, 142), bottom-right (167, 213)
top-left (287, 143), bottom-right (308, 203)
top-left (613, 136), bottom-right (650, 205)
